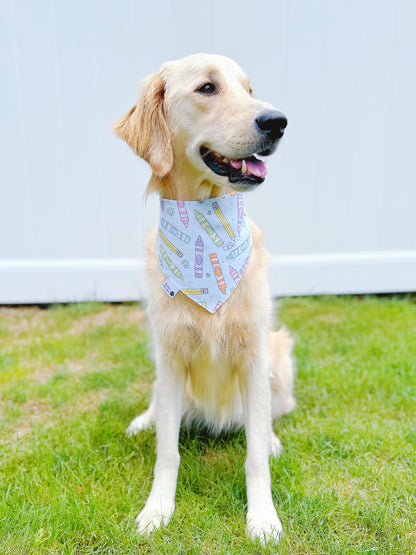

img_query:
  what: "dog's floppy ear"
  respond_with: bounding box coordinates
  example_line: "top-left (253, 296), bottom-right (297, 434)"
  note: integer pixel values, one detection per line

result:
top-left (112, 73), bottom-right (173, 177)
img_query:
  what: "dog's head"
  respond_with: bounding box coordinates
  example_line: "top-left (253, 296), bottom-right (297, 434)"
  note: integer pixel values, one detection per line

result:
top-left (112, 54), bottom-right (287, 198)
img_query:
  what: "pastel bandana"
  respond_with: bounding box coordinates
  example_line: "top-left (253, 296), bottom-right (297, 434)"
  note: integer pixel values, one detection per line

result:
top-left (157, 192), bottom-right (252, 313)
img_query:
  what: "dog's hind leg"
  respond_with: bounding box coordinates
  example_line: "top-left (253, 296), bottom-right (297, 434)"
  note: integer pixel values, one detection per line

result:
top-left (126, 383), bottom-right (156, 436)
top-left (268, 327), bottom-right (296, 458)
top-left (270, 327), bottom-right (296, 420)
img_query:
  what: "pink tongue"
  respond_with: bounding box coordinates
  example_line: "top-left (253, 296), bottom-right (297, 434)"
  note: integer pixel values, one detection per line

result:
top-left (246, 159), bottom-right (267, 177)
top-left (229, 158), bottom-right (267, 177)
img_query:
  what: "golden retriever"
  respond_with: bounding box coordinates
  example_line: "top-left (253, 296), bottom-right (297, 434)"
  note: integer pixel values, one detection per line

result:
top-left (112, 53), bottom-right (295, 544)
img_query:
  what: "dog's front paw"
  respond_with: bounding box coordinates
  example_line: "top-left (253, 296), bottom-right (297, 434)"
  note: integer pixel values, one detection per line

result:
top-left (247, 506), bottom-right (283, 545)
top-left (136, 498), bottom-right (175, 535)
top-left (126, 412), bottom-right (153, 437)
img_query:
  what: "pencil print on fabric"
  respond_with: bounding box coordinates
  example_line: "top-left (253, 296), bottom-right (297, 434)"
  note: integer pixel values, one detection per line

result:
top-left (177, 201), bottom-right (189, 228)
top-left (210, 253), bottom-right (226, 294)
top-left (212, 201), bottom-right (235, 239)
top-left (159, 230), bottom-right (183, 258)
top-left (159, 245), bottom-right (184, 280)
top-left (194, 209), bottom-right (224, 247)
top-left (195, 235), bottom-right (204, 278)
top-left (214, 301), bottom-right (223, 311)
top-left (181, 288), bottom-right (209, 295)
top-left (160, 218), bottom-right (191, 244)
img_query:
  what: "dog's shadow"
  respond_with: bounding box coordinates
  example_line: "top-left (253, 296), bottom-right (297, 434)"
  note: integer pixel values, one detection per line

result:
top-left (177, 425), bottom-right (248, 501)
top-left (179, 424), bottom-right (246, 451)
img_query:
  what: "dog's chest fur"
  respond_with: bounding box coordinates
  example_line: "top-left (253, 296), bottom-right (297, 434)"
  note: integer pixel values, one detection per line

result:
top-left (144, 221), bottom-right (272, 428)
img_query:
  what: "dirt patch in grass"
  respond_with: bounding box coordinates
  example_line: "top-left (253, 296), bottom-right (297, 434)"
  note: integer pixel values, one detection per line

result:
top-left (1, 398), bottom-right (51, 445)
top-left (31, 365), bottom-right (59, 384)
top-left (126, 307), bottom-right (147, 323)
top-left (28, 355), bottom-right (112, 384)
top-left (1, 389), bottom-right (112, 445)
top-left (63, 356), bottom-right (109, 376)
top-left (0, 307), bottom-right (47, 335)
top-left (128, 375), bottom-right (153, 394)
top-left (0, 305), bottom-right (147, 348)
top-left (333, 477), bottom-right (373, 501)
top-left (67, 306), bottom-right (146, 335)
top-left (62, 389), bottom-right (112, 415)
top-left (67, 308), bottom-right (120, 334)
top-left (313, 313), bottom-right (344, 324)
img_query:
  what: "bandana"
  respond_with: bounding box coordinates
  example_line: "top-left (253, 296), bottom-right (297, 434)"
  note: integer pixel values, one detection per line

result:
top-left (156, 192), bottom-right (252, 313)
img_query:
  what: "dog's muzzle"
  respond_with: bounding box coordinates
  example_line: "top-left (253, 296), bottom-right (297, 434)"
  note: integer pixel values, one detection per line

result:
top-left (200, 110), bottom-right (287, 187)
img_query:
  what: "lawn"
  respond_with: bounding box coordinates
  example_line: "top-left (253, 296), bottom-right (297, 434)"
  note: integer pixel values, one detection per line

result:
top-left (0, 296), bottom-right (415, 554)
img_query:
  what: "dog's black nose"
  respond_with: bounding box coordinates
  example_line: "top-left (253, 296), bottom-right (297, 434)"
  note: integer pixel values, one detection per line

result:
top-left (255, 111), bottom-right (288, 140)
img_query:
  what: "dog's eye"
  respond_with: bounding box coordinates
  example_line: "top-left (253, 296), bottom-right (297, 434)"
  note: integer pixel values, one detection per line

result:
top-left (197, 83), bottom-right (217, 95)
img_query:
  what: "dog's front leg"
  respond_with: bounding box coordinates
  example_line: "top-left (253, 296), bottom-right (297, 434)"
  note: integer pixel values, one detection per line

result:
top-left (239, 350), bottom-right (283, 545)
top-left (136, 350), bottom-right (185, 535)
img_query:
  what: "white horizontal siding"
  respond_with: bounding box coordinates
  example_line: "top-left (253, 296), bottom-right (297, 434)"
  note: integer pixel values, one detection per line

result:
top-left (1, 0), bottom-right (416, 302)
top-left (1, 251), bottom-right (415, 304)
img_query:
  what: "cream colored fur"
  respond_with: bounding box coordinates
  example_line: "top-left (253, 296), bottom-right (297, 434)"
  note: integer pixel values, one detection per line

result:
top-left (113, 53), bottom-right (296, 545)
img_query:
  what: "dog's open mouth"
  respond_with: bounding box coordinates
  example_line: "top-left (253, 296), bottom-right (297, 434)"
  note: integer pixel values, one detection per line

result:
top-left (200, 146), bottom-right (267, 185)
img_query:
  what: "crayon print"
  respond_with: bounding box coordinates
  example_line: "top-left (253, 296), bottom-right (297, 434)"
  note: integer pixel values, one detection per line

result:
top-left (160, 218), bottom-right (191, 243)
top-left (195, 235), bottom-right (204, 278)
top-left (212, 201), bottom-right (235, 239)
top-left (194, 209), bottom-right (224, 247)
top-left (229, 265), bottom-right (240, 285)
top-left (239, 252), bottom-right (251, 276)
top-left (237, 194), bottom-right (243, 237)
top-left (181, 288), bottom-right (209, 295)
top-left (159, 245), bottom-right (184, 280)
top-left (159, 230), bottom-right (183, 258)
top-left (226, 237), bottom-right (250, 259)
top-left (177, 201), bottom-right (189, 228)
top-left (209, 253), bottom-right (226, 294)
top-left (158, 193), bottom-right (252, 313)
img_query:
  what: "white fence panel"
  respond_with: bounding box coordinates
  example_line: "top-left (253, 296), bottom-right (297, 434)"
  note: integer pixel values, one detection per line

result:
top-left (1, 0), bottom-right (415, 303)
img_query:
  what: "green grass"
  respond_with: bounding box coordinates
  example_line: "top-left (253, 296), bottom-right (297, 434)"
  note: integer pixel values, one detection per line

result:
top-left (0, 296), bottom-right (415, 554)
